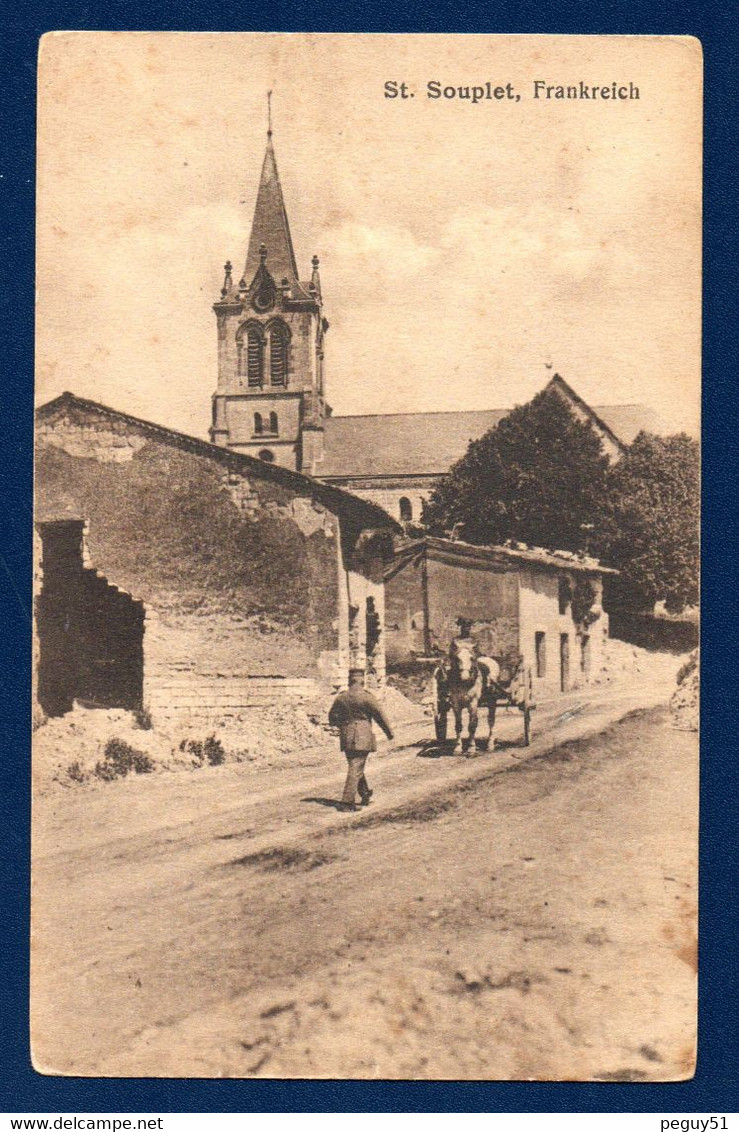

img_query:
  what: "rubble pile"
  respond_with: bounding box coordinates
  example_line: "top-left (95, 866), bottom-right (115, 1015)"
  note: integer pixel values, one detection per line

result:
top-left (670, 649), bottom-right (699, 732)
top-left (33, 705), bottom-right (178, 794)
top-left (596, 637), bottom-right (682, 687)
top-left (33, 682), bottom-right (424, 793)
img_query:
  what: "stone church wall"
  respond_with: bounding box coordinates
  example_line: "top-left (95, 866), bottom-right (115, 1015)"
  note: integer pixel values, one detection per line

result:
top-left (346, 484), bottom-right (431, 525)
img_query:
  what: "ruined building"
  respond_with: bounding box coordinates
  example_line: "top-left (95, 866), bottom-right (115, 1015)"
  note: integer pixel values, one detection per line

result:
top-left (34, 394), bottom-right (397, 724)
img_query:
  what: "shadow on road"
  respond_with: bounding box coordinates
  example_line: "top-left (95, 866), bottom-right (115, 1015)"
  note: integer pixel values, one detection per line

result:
top-left (301, 796), bottom-right (345, 811)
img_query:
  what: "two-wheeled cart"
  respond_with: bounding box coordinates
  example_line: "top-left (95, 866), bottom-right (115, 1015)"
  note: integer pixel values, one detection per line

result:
top-left (432, 653), bottom-right (536, 748)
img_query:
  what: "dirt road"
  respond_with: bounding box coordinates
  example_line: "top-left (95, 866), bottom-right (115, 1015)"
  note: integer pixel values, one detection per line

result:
top-left (31, 677), bottom-right (697, 1080)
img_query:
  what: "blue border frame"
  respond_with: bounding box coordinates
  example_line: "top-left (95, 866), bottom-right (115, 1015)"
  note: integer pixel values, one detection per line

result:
top-left (2, 2), bottom-right (737, 1113)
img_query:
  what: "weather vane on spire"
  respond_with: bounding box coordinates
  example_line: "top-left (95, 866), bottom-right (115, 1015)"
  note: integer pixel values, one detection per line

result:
top-left (267, 90), bottom-right (273, 138)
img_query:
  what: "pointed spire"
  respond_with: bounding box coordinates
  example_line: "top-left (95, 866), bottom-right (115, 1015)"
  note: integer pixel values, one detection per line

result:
top-left (242, 115), bottom-right (299, 290)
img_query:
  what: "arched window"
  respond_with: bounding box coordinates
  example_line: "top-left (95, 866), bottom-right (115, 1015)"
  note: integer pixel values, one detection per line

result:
top-left (399, 497), bottom-right (413, 522)
top-left (258, 448), bottom-right (275, 463)
top-left (253, 412), bottom-right (263, 436)
top-left (246, 328), bottom-right (264, 387)
top-left (269, 321), bottom-right (289, 386)
top-left (269, 411), bottom-right (278, 434)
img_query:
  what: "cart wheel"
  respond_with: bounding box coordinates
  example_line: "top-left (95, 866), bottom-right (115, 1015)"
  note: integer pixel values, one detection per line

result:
top-left (523, 706), bottom-right (532, 746)
top-left (434, 710), bottom-right (448, 743)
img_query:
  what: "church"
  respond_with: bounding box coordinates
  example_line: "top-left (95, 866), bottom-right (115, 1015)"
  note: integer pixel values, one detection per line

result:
top-left (209, 129), bottom-right (660, 523)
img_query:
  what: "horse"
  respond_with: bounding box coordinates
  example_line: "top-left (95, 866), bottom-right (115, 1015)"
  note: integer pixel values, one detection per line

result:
top-left (439, 638), bottom-right (500, 756)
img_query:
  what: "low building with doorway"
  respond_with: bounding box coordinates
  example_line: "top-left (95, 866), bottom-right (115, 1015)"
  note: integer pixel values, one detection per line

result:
top-left (34, 393), bottom-right (398, 728)
top-left (385, 536), bottom-right (616, 697)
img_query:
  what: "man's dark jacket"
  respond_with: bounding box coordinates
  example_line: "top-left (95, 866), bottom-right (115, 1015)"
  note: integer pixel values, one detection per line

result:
top-left (328, 686), bottom-right (394, 753)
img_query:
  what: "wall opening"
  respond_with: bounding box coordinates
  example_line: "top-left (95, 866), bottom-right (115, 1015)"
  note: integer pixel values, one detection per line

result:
top-left (560, 633), bottom-right (570, 692)
top-left (399, 497), bottom-right (413, 522)
top-left (365, 596), bottom-right (381, 680)
top-left (535, 631), bottom-right (546, 678)
top-left (580, 634), bottom-right (591, 675)
top-left (36, 520), bottom-right (145, 717)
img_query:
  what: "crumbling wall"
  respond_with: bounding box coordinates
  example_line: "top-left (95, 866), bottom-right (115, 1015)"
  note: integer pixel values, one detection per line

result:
top-left (425, 557), bottom-right (519, 658)
top-left (385, 554), bottom-right (427, 664)
top-left (35, 406), bottom-right (342, 720)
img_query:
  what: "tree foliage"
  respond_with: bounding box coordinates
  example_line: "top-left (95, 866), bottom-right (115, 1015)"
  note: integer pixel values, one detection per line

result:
top-left (422, 388), bottom-right (611, 553)
top-left (601, 431), bottom-right (699, 613)
top-left (421, 389), bottom-right (699, 615)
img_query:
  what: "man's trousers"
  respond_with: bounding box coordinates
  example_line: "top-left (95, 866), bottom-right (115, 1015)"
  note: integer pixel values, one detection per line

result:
top-left (342, 752), bottom-right (371, 805)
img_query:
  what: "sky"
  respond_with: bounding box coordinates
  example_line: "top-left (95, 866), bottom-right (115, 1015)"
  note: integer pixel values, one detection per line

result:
top-left (37, 33), bottom-right (702, 440)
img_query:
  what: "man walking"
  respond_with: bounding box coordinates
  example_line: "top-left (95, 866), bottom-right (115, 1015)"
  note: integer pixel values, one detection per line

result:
top-left (328, 667), bottom-right (394, 812)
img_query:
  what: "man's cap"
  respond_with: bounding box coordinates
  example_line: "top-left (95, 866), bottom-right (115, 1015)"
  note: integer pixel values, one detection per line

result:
top-left (348, 666), bottom-right (365, 677)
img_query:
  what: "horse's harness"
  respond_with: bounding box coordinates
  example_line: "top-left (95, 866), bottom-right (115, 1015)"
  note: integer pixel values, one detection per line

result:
top-left (443, 643), bottom-right (481, 691)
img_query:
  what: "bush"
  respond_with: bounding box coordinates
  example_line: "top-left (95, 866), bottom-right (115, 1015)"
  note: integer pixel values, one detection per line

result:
top-left (179, 734), bottom-right (226, 767)
top-left (133, 707), bottom-right (153, 731)
top-left (94, 737), bottom-right (154, 780)
top-left (66, 761), bottom-right (86, 784)
top-left (204, 735), bottom-right (226, 766)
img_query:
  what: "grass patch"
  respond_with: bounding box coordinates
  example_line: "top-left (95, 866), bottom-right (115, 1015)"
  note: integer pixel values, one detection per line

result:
top-left (229, 847), bottom-right (336, 872)
top-left (357, 797), bottom-right (456, 829)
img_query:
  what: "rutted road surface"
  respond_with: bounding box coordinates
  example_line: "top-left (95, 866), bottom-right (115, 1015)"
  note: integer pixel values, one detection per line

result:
top-left (32, 671), bottom-right (697, 1079)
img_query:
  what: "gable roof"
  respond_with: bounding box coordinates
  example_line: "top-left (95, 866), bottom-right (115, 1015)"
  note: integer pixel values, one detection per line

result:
top-left (36, 392), bottom-right (399, 532)
top-left (544, 373), bottom-right (666, 452)
top-left (317, 395), bottom-right (660, 480)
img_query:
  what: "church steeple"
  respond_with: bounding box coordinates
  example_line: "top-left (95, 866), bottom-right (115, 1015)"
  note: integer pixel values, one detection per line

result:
top-left (241, 133), bottom-right (300, 291)
top-left (210, 110), bottom-right (328, 473)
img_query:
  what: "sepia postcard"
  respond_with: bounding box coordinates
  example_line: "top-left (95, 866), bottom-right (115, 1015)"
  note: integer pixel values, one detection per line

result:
top-left (32, 32), bottom-right (701, 1080)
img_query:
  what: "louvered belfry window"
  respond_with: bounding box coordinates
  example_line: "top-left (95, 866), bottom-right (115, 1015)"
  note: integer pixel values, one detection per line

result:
top-left (247, 330), bottom-right (263, 386)
top-left (269, 322), bottom-right (288, 386)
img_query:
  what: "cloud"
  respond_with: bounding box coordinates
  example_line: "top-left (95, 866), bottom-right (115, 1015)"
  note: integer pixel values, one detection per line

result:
top-left (320, 220), bottom-right (439, 303)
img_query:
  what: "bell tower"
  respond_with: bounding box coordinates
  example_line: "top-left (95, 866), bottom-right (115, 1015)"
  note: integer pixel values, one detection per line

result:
top-left (210, 110), bottom-right (328, 472)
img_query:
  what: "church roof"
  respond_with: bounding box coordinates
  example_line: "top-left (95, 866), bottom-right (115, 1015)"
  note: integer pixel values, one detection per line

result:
top-left (243, 136), bottom-right (301, 289)
top-left (320, 410), bottom-right (510, 478)
top-left (318, 397), bottom-right (662, 480)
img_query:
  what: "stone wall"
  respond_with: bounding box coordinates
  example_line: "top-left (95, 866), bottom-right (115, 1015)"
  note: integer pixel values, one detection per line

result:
top-left (425, 557), bottom-right (519, 658)
top-left (385, 550), bottom-right (520, 664)
top-left (35, 404), bottom-right (344, 723)
top-left (385, 553), bottom-right (427, 664)
top-left (345, 485), bottom-right (431, 525)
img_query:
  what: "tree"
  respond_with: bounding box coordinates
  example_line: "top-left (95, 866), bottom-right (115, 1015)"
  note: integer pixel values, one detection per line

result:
top-left (422, 388), bottom-right (611, 553)
top-left (601, 431), bottom-right (699, 613)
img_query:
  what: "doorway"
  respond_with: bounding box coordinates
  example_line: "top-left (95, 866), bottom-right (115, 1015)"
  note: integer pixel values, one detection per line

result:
top-left (560, 633), bottom-right (570, 693)
top-left (36, 521), bottom-right (145, 716)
